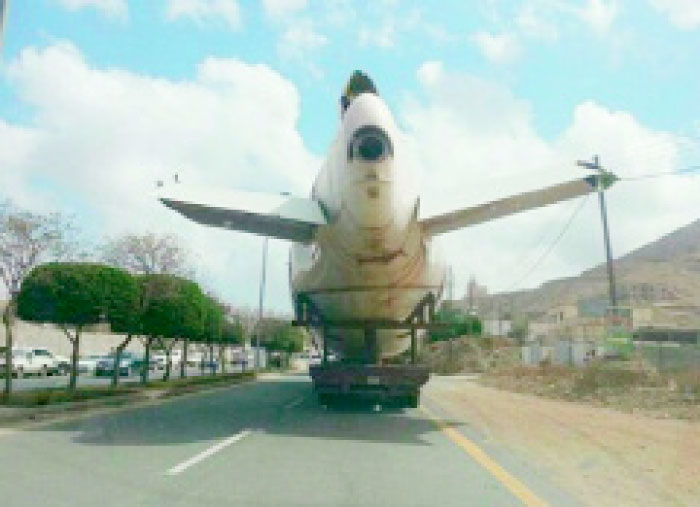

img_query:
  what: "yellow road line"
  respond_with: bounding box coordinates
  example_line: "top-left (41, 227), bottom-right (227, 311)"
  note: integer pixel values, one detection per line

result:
top-left (420, 405), bottom-right (548, 507)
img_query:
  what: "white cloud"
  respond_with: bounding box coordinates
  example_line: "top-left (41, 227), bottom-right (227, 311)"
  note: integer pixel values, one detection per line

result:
top-left (357, 8), bottom-right (423, 49)
top-left (276, 19), bottom-right (327, 78)
top-left (416, 61), bottom-right (444, 87)
top-left (516, 3), bottom-right (559, 42)
top-left (574, 0), bottom-right (618, 34)
top-left (166, 0), bottom-right (241, 30)
top-left (261, 0), bottom-right (308, 20)
top-left (358, 21), bottom-right (396, 48)
top-left (278, 19), bottom-right (328, 58)
top-left (1, 42), bottom-right (320, 310)
top-left (649, 0), bottom-right (700, 29)
top-left (471, 31), bottom-right (521, 64)
top-left (401, 62), bottom-right (699, 297)
top-left (54, 0), bottom-right (127, 20)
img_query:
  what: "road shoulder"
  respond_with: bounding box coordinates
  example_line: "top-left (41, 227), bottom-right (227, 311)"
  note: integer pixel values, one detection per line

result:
top-left (424, 376), bottom-right (700, 506)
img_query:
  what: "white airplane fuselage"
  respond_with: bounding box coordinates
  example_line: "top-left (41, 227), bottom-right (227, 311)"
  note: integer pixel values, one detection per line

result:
top-left (290, 93), bottom-right (445, 361)
top-left (160, 78), bottom-right (607, 367)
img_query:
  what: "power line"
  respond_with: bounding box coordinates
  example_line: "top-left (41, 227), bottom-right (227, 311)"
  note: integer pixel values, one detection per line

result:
top-left (504, 194), bottom-right (591, 293)
top-left (497, 196), bottom-right (581, 288)
top-left (618, 164), bottom-right (700, 181)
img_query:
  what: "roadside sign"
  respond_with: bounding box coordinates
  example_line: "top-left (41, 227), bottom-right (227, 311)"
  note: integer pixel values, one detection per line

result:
top-left (605, 307), bottom-right (633, 357)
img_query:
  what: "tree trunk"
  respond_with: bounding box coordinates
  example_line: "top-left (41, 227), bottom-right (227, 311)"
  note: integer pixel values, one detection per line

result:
top-left (141, 336), bottom-right (152, 385)
top-left (218, 344), bottom-right (226, 374)
top-left (163, 339), bottom-right (176, 382)
top-left (3, 297), bottom-right (15, 400)
top-left (68, 328), bottom-right (81, 392)
top-left (111, 334), bottom-right (133, 388)
top-left (180, 338), bottom-right (188, 378)
top-left (199, 346), bottom-right (205, 375)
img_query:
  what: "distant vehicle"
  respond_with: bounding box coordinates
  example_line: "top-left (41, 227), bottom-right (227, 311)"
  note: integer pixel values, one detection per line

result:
top-left (152, 350), bottom-right (182, 370)
top-left (94, 351), bottom-right (154, 377)
top-left (152, 354), bottom-right (166, 370)
top-left (309, 352), bottom-right (322, 366)
top-left (53, 354), bottom-right (71, 375)
top-left (186, 351), bottom-right (204, 367)
top-left (78, 355), bottom-right (107, 375)
top-left (201, 358), bottom-right (218, 370)
top-left (0, 347), bottom-right (61, 377)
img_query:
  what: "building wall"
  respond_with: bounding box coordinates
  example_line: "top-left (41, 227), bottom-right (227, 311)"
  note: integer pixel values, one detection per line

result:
top-left (1, 320), bottom-right (145, 356)
top-left (483, 319), bottom-right (512, 336)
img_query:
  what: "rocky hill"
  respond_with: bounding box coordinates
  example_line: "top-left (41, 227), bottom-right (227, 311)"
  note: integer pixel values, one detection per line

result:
top-left (481, 218), bottom-right (700, 317)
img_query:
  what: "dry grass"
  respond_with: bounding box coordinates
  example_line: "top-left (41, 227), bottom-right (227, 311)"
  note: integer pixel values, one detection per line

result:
top-left (419, 335), bottom-right (519, 374)
top-left (482, 361), bottom-right (699, 420)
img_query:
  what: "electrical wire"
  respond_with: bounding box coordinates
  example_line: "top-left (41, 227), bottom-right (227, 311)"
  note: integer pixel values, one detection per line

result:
top-left (504, 194), bottom-right (591, 293)
top-left (618, 164), bottom-right (700, 181)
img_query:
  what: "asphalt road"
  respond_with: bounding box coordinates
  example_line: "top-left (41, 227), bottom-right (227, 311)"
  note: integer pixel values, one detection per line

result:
top-left (2, 365), bottom-right (244, 392)
top-left (0, 374), bottom-right (571, 506)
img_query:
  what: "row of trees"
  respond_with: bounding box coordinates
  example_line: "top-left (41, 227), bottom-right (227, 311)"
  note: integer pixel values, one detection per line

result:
top-left (1, 200), bottom-right (304, 399)
top-left (16, 263), bottom-right (244, 392)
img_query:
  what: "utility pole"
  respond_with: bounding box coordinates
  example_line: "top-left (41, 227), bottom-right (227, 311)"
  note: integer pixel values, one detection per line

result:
top-left (577, 155), bottom-right (617, 311)
top-left (0, 1), bottom-right (8, 54)
top-left (255, 237), bottom-right (268, 372)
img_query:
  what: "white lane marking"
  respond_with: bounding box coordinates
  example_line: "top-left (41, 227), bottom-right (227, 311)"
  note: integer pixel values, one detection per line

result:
top-left (284, 397), bottom-right (304, 409)
top-left (165, 429), bottom-right (251, 476)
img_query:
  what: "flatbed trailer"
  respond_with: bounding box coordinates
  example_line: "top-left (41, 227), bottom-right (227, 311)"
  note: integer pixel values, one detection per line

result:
top-left (310, 363), bottom-right (429, 407)
top-left (295, 292), bottom-right (440, 408)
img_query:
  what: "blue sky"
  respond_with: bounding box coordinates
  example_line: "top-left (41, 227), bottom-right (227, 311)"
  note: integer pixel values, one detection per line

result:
top-left (1, 0), bottom-right (699, 310)
top-left (4, 1), bottom-right (699, 151)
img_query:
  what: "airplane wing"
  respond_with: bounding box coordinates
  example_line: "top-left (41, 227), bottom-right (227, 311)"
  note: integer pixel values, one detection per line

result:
top-left (420, 173), bottom-right (616, 237)
top-left (159, 185), bottom-right (327, 243)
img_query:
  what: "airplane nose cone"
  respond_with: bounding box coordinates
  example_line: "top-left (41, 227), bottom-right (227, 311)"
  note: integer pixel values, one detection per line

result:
top-left (349, 126), bottom-right (393, 163)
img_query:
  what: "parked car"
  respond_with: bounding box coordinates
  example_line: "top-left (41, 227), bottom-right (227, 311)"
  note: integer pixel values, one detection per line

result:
top-left (152, 350), bottom-right (183, 370)
top-left (53, 354), bottom-right (71, 375)
top-left (200, 358), bottom-right (218, 370)
top-left (0, 347), bottom-right (61, 378)
top-left (78, 355), bottom-right (107, 375)
top-left (152, 353), bottom-right (167, 370)
top-left (186, 351), bottom-right (204, 367)
top-left (94, 351), bottom-right (155, 377)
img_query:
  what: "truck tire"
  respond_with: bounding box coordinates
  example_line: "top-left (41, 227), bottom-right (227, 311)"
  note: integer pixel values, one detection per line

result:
top-left (405, 393), bottom-right (419, 409)
top-left (318, 393), bottom-right (338, 407)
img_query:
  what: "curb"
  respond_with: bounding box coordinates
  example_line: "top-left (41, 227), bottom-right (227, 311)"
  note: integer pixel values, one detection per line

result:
top-left (0, 374), bottom-right (256, 426)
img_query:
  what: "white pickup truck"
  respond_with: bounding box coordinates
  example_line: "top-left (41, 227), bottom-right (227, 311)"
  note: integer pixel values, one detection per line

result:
top-left (0, 347), bottom-right (62, 377)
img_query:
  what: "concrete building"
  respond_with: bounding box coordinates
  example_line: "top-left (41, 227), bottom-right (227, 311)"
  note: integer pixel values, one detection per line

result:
top-left (482, 319), bottom-right (512, 336)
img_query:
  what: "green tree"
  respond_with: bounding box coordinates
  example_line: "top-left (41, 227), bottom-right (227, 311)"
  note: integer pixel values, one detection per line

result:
top-left (16, 263), bottom-right (137, 392)
top-left (200, 297), bottom-right (224, 376)
top-left (138, 274), bottom-right (205, 384)
top-left (257, 318), bottom-right (304, 369)
top-left (219, 318), bottom-right (244, 373)
top-left (429, 307), bottom-right (482, 342)
top-left (178, 281), bottom-right (206, 379)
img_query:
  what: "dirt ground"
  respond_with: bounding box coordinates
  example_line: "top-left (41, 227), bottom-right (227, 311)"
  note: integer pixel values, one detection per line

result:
top-left (424, 376), bottom-right (700, 507)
